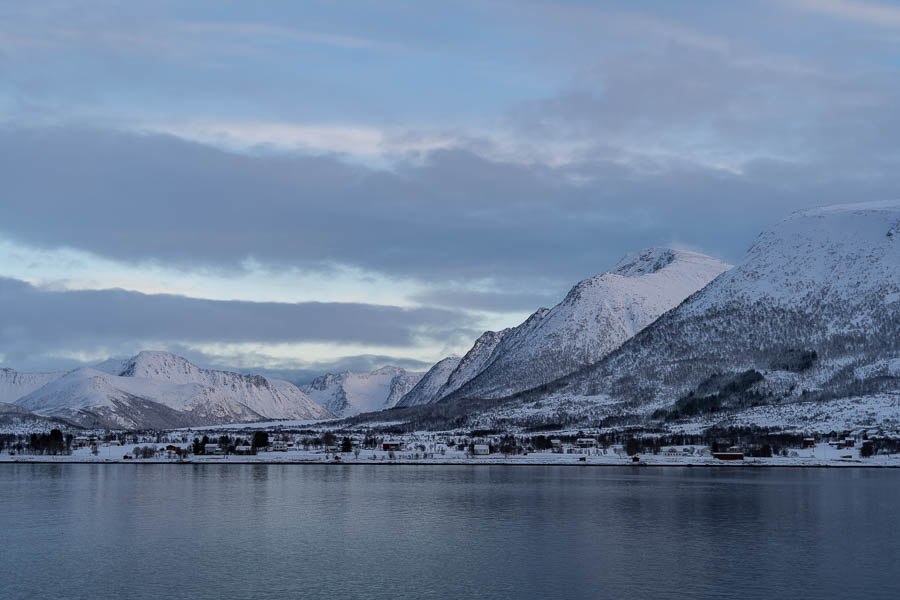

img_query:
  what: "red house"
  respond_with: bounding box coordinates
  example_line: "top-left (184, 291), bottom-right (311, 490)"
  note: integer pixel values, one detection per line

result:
top-left (712, 447), bottom-right (744, 461)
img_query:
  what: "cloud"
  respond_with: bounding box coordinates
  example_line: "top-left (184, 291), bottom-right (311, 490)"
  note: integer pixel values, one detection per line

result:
top-left (0, 277), bottom-right (474, 369)
top-left (144, 120), bottom-right (456, 159)
top-left (5, 123), bottom-right (900, 294)
top-left (409, 288), bottom-right (559, 313)
top-left (784, 0), bottom-right (900, 27)
top-left (0, 127), bottom-right (738, 284)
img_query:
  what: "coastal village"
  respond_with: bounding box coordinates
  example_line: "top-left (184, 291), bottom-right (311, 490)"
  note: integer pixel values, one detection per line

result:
top-left (3, 424), bottom-right (900, 467)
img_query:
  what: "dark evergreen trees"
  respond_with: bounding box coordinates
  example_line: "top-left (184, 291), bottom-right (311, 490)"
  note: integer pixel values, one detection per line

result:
top-left (252, 431), bottom-right (269, 449)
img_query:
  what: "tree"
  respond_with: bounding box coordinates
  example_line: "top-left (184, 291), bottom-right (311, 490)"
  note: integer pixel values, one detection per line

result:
top-left (322, 431), bottom-right (337, 448)
top-left (252, 431), bottom-right (269, 449)
top-left (192, 438), bottom-right (203, 455)
top-left (49, 429), bottom-right (64, 455)
top-left (499, 434), bottom-right (518, 457)
top-left (625, 438), bottom-right (642, 456)
top-left (861, 441), bottom-right (875, 458)
top-left (341, 437), bottom-right (353, 453)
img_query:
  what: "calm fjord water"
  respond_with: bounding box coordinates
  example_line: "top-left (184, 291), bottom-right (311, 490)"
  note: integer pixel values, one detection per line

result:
top-left (1, 464), bottom-right (898, 599)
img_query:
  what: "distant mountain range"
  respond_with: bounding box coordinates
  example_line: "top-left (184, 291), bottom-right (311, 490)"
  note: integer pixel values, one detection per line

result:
top-left (5, 201), bottom-right (898, 434)
top-left (397, 247), bottom-right (730, 407)
top-left (1, 351), bottom-right (333, 429)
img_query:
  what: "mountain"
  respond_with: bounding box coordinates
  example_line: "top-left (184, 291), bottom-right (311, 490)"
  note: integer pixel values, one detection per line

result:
top-left (0, 402), bottom-right (79, 433)
top-left (301, 366), bottom-right (424, 417)
top-left (396, 356), bottom-right (462, 408)
top-left (399, 248), bottom-right (730, 407)
top-left (0, 368), bottom-right (65, 404)
top-left (517, 201), bottom-right (900, 429)
top-left (385, 371), bottom-right (425, 407)
top-left (14, 351), bottom-right (333, 429)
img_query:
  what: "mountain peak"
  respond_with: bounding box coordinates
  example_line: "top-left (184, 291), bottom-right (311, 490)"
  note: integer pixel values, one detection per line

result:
top-left (611, 247), bottom-right (728, 278)
top-left (120, 350), bottom-right (197, 379)
top-left (612, 247), bottom-right (678, 276)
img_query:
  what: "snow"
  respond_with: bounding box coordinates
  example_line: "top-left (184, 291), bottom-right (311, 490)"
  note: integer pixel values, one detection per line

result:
top-left (398, 248), bottom-right (729, 409)
top-left (0, 368), bottom-right (65, 404)
top-left (9, 351), bottom-right (333, 429)
top-left (681, 394), bottom-right (900, 434)
top-left (488, 200), bottom-right (900, 436)
top-left (684, 200), bottom-right (900, 313)
top-left (302, 366), bottom-right (424, 417)
top-left (442, 248), bottom-right (731, 401)
top-left (395, 356), bottom-right (462, 407)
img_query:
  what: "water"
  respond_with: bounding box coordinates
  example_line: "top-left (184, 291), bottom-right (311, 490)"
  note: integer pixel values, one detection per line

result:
top-left (1, 464), bottom-right (898, 599)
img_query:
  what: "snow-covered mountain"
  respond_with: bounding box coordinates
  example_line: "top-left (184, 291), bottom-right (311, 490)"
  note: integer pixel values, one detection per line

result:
top-left (0, 402), bottom-right (77, 433)
top-left (0, 368), bottom-right (65, 404)
top-left (396, 356), bottom-right (462, 408)
top-left (520, 201), bottom-right (900, 428)
top-left (301, 366), bottom-right (424, 417)
top-left (385, 371), bottom-right (425, 407)
top-left (12, 351), bottom-right (333, 429)
top-left (399, 248), bottom-right (730, 407)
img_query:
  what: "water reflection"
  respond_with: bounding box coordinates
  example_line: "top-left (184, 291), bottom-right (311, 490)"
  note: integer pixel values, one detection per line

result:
top-left (0, 465), bottom-right (897, 600)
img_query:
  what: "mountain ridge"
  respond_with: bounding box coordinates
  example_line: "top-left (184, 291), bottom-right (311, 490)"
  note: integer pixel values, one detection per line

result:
top-left (398, 247), bottom-right (730, 408)
top-left (9, 351), bottom-right (334, 429)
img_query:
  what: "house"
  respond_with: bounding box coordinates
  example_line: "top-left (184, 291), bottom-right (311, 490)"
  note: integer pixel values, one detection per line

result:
top-left (204, 443), bottom-right (223, 455)
top-left (802, 438), bottom-right (816, 448)
top-left (843, 438), bottom-right (856, 448)
top-left (576, 438), bottom-right (596, 448)
top-left (271, 440), bottom-right (288, 452)
top-left (382, 441), bottom-right (402, 451)
top-left (550, 439), bottom-right (563, 451)
top-left (712, 447), bottom-right (744, 461)
top-left (473, 444), bottom-right (490, 455)
top-left (234, 445), bottom-right (253, 455)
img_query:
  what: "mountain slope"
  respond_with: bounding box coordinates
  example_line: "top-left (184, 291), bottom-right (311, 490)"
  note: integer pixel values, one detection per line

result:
top-left (301, 366), bottom-right (423, 417)
top-left (396, 356), bottom-right (462, 408)
top-left (0, 368), bottom-right (65, 404)
top-left (403, 248), bottom-right (730, 407)
top-left (0, 401), bottom-right (79, 433)
top-left (530, 201), bottom-right (900, 425)
top-left (15, 351), bottom-right (333, 429)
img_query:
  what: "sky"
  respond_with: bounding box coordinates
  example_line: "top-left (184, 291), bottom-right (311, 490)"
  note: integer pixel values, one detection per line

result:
top-left (3, 0), bottom-right (900, 378)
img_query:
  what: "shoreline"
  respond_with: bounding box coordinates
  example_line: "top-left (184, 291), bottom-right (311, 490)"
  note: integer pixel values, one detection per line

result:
top-left (2, 457), bottom-right (898, 468)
